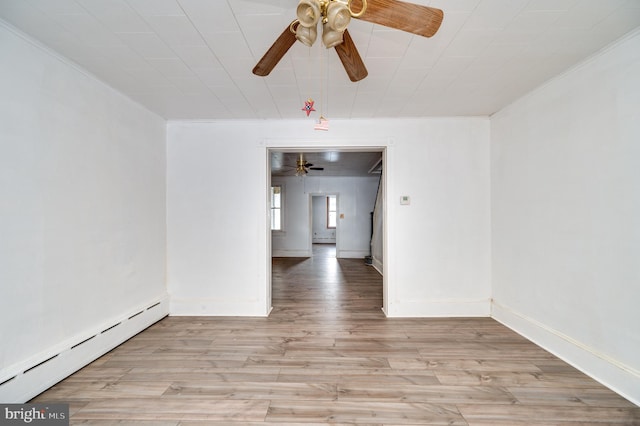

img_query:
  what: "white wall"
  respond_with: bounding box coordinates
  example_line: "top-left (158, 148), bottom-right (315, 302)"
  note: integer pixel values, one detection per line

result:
top-left (311, 195), bottom-right (336, 244)
top-left (273, 177), bottom-right (377, 256)
top-left (167, 117), bottom-right (490, 317)
top-left (0, 23), bottom-right (168, 401)
top-left (491, 30), bottom-right (640, 405)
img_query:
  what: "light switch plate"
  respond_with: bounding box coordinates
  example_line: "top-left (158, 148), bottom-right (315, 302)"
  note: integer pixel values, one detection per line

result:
top-left (400, 195), bottom-right (410, 205)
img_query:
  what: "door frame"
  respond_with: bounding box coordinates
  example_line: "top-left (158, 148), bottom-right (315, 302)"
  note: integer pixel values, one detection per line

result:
top-left (309, 192), bottom-right (339, 253)
top-left (265, 145), bottom-right (389, 315)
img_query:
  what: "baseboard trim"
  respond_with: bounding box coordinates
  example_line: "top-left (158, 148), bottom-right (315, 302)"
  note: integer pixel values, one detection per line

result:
top-left (0, 295), bottom-right (169, 403)
top-left (271, 249), bottom-right (311, 257)
top-left (386, 298), bottom-right (491, 317)
top-left (170, 298), bottom-right (270, 317)
top-left (337, 250), bottom-right (369, 259)
top-left (491, 301), bottom-right (640, 406)
top-left (371, 257), bottom-right (383, 275)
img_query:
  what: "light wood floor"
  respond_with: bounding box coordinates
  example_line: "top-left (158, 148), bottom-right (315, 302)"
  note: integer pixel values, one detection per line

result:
top-left (33, 244), bottom-right (640, 425)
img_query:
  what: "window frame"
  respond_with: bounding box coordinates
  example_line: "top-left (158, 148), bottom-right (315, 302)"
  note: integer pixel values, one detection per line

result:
top-left (327, 195), bottom-right (337, 229)
top-left (270, 184), bottom-right (284, 232)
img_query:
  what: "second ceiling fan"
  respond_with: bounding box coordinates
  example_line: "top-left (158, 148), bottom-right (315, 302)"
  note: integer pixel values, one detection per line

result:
top-left (294, 153), bottom-right (324, 176)
top-left (252, 0), bottom-right (444, 82)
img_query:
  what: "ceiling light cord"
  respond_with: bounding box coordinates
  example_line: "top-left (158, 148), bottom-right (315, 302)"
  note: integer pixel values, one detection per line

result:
top-left (320, 23), bottom-right (332, 120)
top-left (308, 44), bottom-right (311, 91)
top-left (320, 41), bottom-right (325, 118)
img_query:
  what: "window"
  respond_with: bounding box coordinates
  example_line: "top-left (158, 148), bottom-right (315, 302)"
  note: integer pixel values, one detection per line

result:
top-left (270, 185), bottom-right (283, 231)
top-left (327, 195), bottom-right (337, 229)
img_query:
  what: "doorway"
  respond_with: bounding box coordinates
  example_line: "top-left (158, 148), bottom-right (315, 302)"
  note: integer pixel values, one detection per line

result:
top-left (310, 193), bottom-right (337, 256)
top-left (267, 147), bottom-right (387, 315)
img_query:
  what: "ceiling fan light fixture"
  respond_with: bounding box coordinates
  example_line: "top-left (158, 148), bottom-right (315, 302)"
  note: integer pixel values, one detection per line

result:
top-left (325, 1), bottom-right (351, 32)
top-left (296, 0), bottom-right (322, 27)
top-left (322, 24), bottom-right (344, 48)
top-left (295, 154), bottom-right (310, 176)
top-left (296, 24), bottom-right (318, 47)
top-left (295, 163), bottom-right (309, 176)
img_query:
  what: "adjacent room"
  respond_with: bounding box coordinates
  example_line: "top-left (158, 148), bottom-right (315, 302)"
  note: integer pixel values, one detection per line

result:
top-left (1, 0), bottom-right (639, 423)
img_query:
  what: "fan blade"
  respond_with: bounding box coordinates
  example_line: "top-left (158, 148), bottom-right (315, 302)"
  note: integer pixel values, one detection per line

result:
top-left (352, 0), bottom-right (443, 38)
top-left (334, 29), bottom-right (368, 82)
top-left (309, 167), bottom-right (324, 170)
top-left (252, 24), bottom-right (297, 76)
top-left (304, 162), bottom-right (314, 167)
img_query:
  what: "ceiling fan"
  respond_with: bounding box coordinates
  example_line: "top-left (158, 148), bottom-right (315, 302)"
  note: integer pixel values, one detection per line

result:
top-left (252, 0), bottom-right (444, 82)
top-left (294, 153), bottom-right (324, 176)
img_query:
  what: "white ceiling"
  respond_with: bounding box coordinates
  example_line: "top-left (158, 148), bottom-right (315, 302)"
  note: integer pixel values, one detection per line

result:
top-left (1, 0), bottom-right (639, 120)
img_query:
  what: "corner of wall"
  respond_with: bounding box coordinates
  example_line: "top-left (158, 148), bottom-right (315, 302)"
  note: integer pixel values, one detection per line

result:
top-left (492, 301), bottom-right (640, 406)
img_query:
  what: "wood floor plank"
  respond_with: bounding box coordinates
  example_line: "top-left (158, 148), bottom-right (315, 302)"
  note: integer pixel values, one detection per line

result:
top-left (265, 400), bottom-right (466, 425)
top-left (120, 368), bottom-right (281, 384)
top-left (507, 386), bottom-right (640, 408)
top-left (435, 370), bottom-right (614, 388)
top-left (458, 403), bottom-right (640, 424)
top-left (68, 382), bottom-right (173, 399)
top-left (163, 381), bottom-right (337, 400)
top-left (276, 368), bottom-right (440, 386)
top-left (30, 244), bottom-right (638, 424)
top-left (245, 355), bottom-right (391, 370)
top-left (336, 384), bottom-right (516, 404)
top-left (73, 398), bottom-right (269, 422)
top-left (422, 359), bottom-right (544, 373)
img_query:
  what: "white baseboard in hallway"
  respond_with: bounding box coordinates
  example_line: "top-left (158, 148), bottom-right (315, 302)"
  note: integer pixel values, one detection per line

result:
top-left (0, 296), bottom-right (169, 403)
top-left (387, 298), bottom-right (491, 318)
top-left (492, 301), bottom-right (640, 406)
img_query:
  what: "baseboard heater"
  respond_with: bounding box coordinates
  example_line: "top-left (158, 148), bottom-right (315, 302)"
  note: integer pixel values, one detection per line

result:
top-left (0, 297), bottom-right (169, 402)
